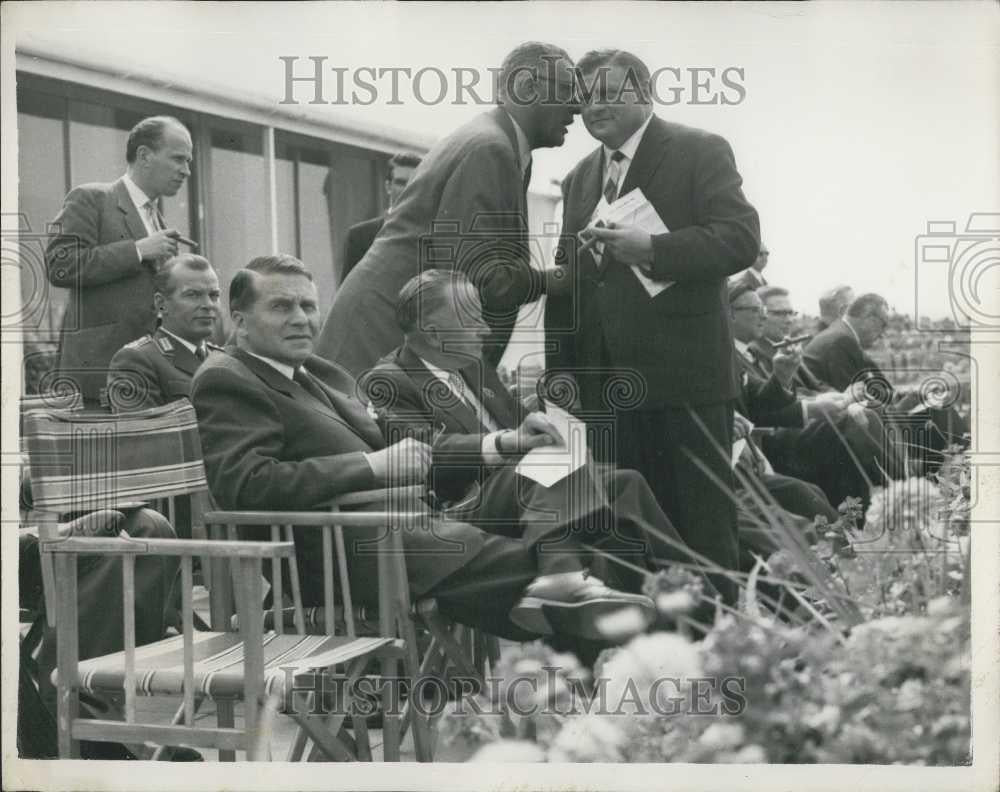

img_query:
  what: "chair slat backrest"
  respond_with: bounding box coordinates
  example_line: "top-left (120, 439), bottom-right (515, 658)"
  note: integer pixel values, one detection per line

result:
top-left (23, 399), bottom-right (208, 515)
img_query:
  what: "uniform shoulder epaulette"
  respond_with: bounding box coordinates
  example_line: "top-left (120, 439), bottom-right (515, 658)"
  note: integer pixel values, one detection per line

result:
top-left (154, 334), bottom-right (175, 354)
top-left (123, 335), bottom-right (153, 350)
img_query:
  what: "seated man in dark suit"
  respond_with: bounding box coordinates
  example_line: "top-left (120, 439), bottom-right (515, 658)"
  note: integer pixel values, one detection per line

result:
top-left (191, 255), bottom-right (653, 642)
top-left (106, 254), bottom-right (221, 411)
top-left (20, 504), bottom-right (186, 759)
top-left (361, 271), bottom-right (713, 618)
top-left (729, 283), bottom-right (904, 509)
top-left (751, 285), bottom-right (829, 394)
top-left (729, 242), bottom-right (769, 292)
top-left (341, 152), bottom-right (422, 283)
top-left (803, 292), bottom-right (968, 471)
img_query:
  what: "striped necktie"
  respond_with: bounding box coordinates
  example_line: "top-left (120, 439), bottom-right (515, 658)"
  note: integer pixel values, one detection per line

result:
top-left (603, 150), bottom-right (626, 204)
top-left (145, 201), bottom-right (164, 232)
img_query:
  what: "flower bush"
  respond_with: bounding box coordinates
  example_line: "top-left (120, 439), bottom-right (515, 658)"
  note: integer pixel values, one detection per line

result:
top-left (442, 450), bottom-right (972, 765)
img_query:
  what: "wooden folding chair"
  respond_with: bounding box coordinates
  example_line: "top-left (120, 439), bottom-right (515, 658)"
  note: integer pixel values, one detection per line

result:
top-left (209, 485), bottom-right (504, 759)
top-left (22, 400), bottom-right (424, 761)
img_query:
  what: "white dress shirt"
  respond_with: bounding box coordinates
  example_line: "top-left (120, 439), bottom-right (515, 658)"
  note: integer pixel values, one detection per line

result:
top-left (122, 173), bottom-right (161, 264)
top-left (419, 357), bottom-right (507, 463)
top-left (599, 112), bottom-right (654, 201)
top-left (244, 350), bottom-right (295, 381)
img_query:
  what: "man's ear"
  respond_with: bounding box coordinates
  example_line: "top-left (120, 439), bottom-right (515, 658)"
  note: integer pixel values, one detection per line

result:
top-left (153, 291), bottom-right (166, 313)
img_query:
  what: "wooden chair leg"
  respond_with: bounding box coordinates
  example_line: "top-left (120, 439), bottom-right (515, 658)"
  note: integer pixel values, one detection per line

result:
top-left (216, 700), bottom-right (236, 761)
top-left (397, 613), bottom-right (433, 762)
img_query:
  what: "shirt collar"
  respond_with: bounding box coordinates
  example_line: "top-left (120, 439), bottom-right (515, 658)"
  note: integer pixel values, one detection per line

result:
top-left (245, 350), bottom-right (295, 381)
top-left (734, 339), bottom-right (753, 360)
top-left (419, 356), bottom-right (456, 385)
top-left (122, 172), bottom-right (155, 211)
top-left (503, 111), bottom-right (533, 175)
top-left (604, 113), bottom-right (653, 166)
top-left (159, 328), bottom-right (204, 356)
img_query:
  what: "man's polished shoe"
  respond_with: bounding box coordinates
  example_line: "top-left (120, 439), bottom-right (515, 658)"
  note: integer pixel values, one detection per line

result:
top-left (509, 571), bottom-right (655, 641)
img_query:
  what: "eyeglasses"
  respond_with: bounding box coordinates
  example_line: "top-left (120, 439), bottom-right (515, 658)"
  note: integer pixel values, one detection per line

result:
top-left (733, 306), bottom-right (766, 315)
top-left (766, 309), bottom-right (798, 318)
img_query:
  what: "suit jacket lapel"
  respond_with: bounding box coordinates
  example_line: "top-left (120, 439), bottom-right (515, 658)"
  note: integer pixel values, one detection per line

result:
top-left (462, 361), bottom-right (517, 430)
top-left (303, 364), bottom-right (386, 449)
top-left (619, 116), bottom-right (671, 198)
top-left (398, 346), bottom-right (484, 434)
top-left (233, 348), bottom-right (383, 448)
top-left (114, 178), bottom-right (148, 241)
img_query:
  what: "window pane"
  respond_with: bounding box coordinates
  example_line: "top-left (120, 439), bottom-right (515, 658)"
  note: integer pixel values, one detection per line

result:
top-left (323, 152), bottom-right (378, 289)
top-left (298, 159), bottom-right (338, 309)
top-left (17, 108), bottom-right (68, 390)
top-left (207, 125), bottom-right (269, 337)
top-left (275, 156), bottom-right (297, 257)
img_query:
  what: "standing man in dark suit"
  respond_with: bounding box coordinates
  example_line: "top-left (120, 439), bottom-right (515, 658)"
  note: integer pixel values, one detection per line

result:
top-left (729, 242), bottom-right (769, 292)
top-left (45, 116), bottom-right (193, 405)
top-left (192, 255), bottom-right (652, 642)
top-left (316, 41), bottom-right (580, 378)
top-left (545, 50), bottom-right (760, 603)
top-left (106, 254), bottom-right (221, 411)
top-left (342, 153), bottom-right (423, 282)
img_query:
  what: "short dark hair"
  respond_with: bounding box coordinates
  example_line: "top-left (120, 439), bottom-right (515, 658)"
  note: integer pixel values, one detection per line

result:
top-left (818, 284), bottom-right (854, 318)
top-left (727, 281), bottom-right (755, 305)
top-left (126, 116), bottom-right (187, 164)
top-left (229, 254), bottom-right (313, 313)
top-left (847, 292), bottom-right (888, 319)
top-left (396, 270), bottom-right (472, 334)
top-left (153, 254), bottom-right (213, 296)
top-left (757, 285), bottom-right (789, 303)
top-left (388, 152), bottom-right (422, 173)
top-left (498, 41), bottom-right (573, 102)
top-left (576, 49), bottom-right (652, 103)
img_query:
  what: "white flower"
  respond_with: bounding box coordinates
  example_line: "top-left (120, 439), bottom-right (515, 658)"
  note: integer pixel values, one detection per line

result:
top-left (698, 722), bottom-right (745, 751)
top-left (470, 740), bottom-right (547, 763)
top-left (897, 679), bottom-right (926, 711)
top-left (600, 633), bottom-right (703, 719)
top-left (548, 715), bottom-right (626, 763)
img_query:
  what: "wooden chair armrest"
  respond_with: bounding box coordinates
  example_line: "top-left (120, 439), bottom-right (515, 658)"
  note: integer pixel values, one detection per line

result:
top-left (202, 510), bottom-right (431, 528)
top-left (326, 485), bottom-right (426, 507)
top-left (43, 536), bottom-right (296, 559)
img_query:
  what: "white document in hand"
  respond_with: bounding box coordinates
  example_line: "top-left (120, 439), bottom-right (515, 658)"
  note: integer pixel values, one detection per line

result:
top-left (515, 404), bottom-right (588, 488)
top-left (592, 188), bottom-right (674, 298)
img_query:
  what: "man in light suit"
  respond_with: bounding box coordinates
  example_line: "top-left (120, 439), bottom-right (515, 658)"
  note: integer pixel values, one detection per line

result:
top-left (545, 49), bottom-right (761, 603)
top-left (106, 254), bottom-right (221, 412)
top-left (316, 41), bottom-right (580, 377)
top-left (45, 116), bottom-right (193, 405)
top-left (192, 255), bottom-right (653, 641)
top-left (342, 152), bottom-right (422, 283)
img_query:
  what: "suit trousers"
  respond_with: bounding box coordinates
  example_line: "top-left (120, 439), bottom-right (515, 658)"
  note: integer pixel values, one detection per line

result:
top-left (592, 403), bottom-right (739, 604)
top-left (36, 508), bottom-right (180, 711)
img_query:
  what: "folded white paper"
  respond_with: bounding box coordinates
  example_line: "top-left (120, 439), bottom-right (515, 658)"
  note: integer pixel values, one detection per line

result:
top-left (583, 188), bottom-right (674, 298)
top-left (515, 403), bottom-right (588, 487)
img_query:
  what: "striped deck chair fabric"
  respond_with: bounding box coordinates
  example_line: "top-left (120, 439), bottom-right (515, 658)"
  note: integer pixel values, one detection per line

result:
top-left (23, 399), bottom-right (207, 515)
top-left (74, 631), bottom-right (396, 701)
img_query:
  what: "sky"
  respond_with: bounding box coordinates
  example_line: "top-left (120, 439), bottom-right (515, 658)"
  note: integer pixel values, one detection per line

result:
top-left (5, 1), bottom-right (999, 320)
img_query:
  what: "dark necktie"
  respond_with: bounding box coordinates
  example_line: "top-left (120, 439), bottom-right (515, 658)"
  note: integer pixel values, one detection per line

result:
top-left (522, 158), bottom-right (533, 197)
top-left (195, 345), bottom-right (207, 362)
top-left (603, 150), bottom-right (625, 204)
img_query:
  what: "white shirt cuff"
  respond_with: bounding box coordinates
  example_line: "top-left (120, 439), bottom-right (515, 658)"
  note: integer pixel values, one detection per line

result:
top-left (482, 432), bottom-right (506, 464)
top-left (135, 242), bottom-right (144, 264)
top-left (801, 402), bottom-right (809, 424)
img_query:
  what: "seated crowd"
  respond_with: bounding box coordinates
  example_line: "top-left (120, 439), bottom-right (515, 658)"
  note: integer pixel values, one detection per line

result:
top-left (21, 245), bottom-right (969, 758)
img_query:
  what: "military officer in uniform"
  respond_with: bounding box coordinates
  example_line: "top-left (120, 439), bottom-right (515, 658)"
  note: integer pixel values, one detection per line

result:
top-left (106, 254), bottom-right (221, 411)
